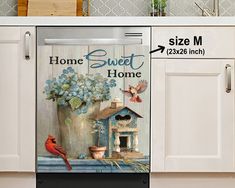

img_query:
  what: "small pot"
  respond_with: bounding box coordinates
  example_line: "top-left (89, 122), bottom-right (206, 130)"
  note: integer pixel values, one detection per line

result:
top-left (89, 146), bottom-right (106, 159)
top-left (150, 12), bottom-right (166, 16)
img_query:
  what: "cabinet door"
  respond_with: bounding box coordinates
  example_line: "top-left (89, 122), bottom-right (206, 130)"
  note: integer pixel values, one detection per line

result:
top-left (151, 59), bottom-right (234, 172)
top-left (0, 27), bottom-right (35, 172)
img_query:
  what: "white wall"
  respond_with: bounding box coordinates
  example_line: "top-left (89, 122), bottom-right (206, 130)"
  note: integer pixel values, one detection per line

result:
top-left (0, 173), bottom-right (36, 188)
top-left (151, 173), bottom-right (235, 188)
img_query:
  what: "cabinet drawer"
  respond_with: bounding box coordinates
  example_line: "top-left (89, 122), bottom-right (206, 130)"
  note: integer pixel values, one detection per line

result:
top-left (152, 27), bottom-right (235, 58)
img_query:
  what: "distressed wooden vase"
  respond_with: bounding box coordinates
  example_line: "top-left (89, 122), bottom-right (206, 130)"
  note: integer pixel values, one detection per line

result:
top-left (57, 102), bottom-right (100, 159)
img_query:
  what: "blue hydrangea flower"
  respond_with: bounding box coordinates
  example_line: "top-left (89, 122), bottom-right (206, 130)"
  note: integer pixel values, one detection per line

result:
top-left (44, 67), bottom-right (117, 114)
top-left (67, 67), bottom-right (74, 73)
top-left (63, 69), bottom-right (69, 74)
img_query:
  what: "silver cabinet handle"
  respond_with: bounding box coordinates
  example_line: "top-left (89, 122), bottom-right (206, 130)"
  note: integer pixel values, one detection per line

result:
top-left (24, 31), bottom-right (31, 60)
top-left (225, 64), bottom-right (232, 93)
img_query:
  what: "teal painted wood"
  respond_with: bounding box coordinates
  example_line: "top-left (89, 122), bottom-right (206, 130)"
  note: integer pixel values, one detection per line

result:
top-left (37, 157), bottom-right (149, 173)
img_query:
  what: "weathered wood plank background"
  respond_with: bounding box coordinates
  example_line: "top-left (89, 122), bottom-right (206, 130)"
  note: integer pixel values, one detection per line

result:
top-left (37, 45), bottom-right (150, 157)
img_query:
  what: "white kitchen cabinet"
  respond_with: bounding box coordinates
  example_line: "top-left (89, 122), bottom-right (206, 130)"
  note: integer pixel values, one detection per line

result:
top-left (0, 173), bottom-right (36, 188)
top-left (151, 59), bottom-right (235, 172)
top-left (0, 27), bottom-right (35, 172)
top-left (151, 173), bottom-right (235, 188)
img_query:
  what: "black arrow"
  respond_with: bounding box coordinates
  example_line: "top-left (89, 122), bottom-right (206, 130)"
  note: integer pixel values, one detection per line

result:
top-left (150, 45), bottom-right (165, 54)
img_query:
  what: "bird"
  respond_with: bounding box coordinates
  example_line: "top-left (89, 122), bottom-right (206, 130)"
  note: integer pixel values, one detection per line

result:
top-left (120, 80), bottom-right (148, 103)
top-left (45, 135), bottom-right (72, 171)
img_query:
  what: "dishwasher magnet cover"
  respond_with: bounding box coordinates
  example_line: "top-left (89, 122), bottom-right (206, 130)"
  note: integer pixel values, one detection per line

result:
top-left (37, 44), bottom-right (150, 173)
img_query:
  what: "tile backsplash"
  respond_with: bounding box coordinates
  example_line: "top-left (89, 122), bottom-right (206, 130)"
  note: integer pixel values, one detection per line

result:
top-left (168, 0), bottom-right (235, 16)
top-left (0, 0), bottom-right (17, 16)
top-left (90, 0), bottom-right (235, 16)
top-left (89, 0), bottom-right (150, 16)
top-left (1, 0), bottom-right (235, 16)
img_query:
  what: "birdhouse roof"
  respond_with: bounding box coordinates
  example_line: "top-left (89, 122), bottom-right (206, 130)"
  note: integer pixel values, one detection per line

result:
top-left (96, 106), bottom-right (143, 120)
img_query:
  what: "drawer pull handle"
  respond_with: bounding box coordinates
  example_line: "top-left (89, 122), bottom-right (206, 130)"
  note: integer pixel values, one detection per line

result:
top-left (25, 31), bottom-right (31, 60)
top-left (225, 64), bottom-right (231, 93)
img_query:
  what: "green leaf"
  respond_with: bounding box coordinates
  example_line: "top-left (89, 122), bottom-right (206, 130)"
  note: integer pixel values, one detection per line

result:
top-left (69, 97), bottom-right (82, 110)
top-left (65, 117), bottom-right (72, 126)
top-left (46, 94), bottom-right (53, 100)
top-left (62, 84), bottom-right (70, 91)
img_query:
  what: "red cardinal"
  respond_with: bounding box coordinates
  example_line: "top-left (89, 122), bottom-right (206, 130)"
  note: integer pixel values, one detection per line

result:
top-left (120, 80), bottom-right (148, 103)
top-left (45, 135), bottom-right (72, 171)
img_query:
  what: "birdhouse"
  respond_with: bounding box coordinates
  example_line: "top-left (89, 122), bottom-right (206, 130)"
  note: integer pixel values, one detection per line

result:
top-left (96, 98), bottom-right (144, 159)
